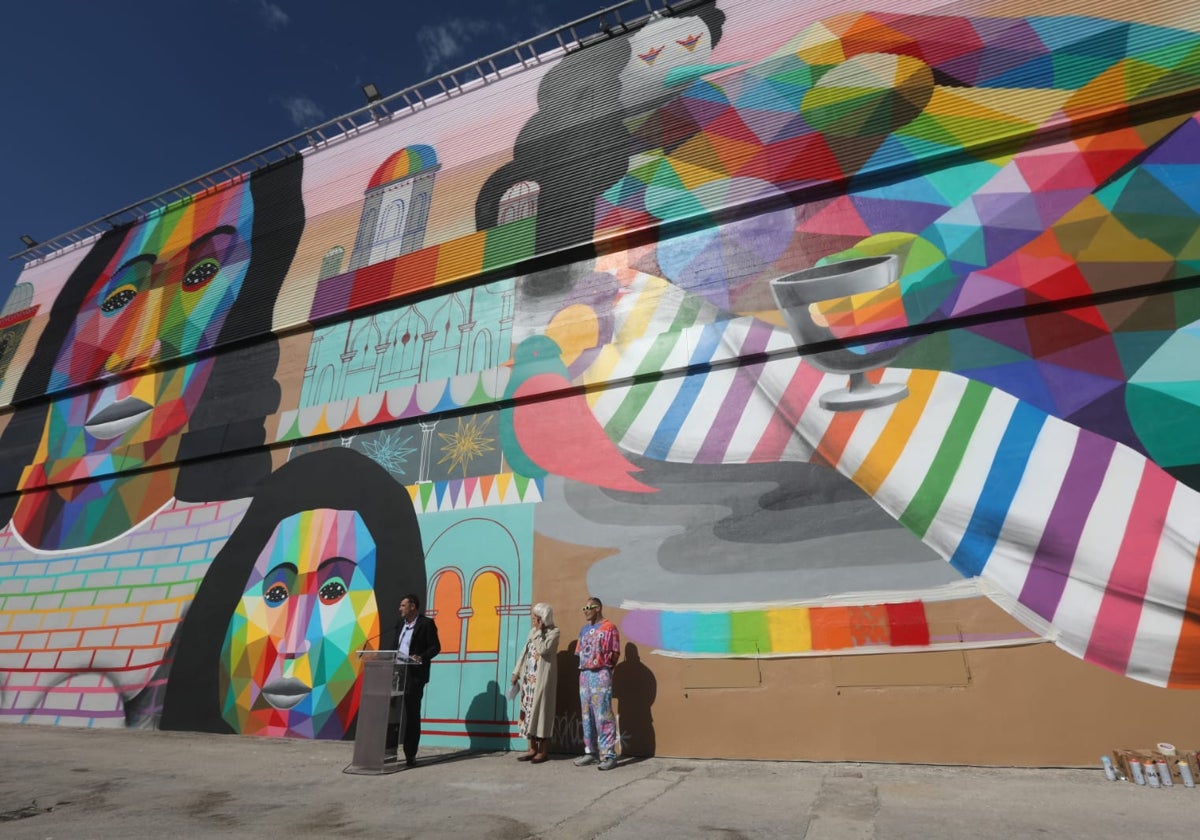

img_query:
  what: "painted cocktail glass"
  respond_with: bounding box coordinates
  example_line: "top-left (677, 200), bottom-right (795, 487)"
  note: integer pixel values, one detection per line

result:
top-left (770, 255), bottom-right (909, 411)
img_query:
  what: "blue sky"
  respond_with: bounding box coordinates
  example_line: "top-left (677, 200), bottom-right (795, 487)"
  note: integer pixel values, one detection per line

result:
top-left (0, 0), bottom-right (620, 302)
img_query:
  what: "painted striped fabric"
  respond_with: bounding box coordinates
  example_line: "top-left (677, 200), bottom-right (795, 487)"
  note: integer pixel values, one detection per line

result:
top-left (584, 265), bottom-right (1200, 688)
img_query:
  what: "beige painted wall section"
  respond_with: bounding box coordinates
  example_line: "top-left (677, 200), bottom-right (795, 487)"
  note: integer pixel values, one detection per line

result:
top-left (532, 533), bottom-right (1200, 766)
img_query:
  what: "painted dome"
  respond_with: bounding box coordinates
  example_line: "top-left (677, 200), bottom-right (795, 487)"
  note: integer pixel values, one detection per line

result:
top-left (367, 144), bottom-right (439, 189)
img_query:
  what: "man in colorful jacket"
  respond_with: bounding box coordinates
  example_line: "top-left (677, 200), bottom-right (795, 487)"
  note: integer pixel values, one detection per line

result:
top-left (574, 597), bottom-right (621, 770)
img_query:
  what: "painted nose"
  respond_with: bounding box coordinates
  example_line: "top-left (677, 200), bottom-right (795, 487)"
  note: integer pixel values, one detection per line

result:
top-left (104, 290), bottom-right (165, 375)
top-left (280, 593), bottom-right (315, 659)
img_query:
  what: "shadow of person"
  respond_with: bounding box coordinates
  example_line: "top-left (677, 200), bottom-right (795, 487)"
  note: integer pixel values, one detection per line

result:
top-left (613, 642), bottom-right (656, 757)
top-left (464, 679), bottom-right (509, 752)
top-left (553, 642), bottom-right (583, 754)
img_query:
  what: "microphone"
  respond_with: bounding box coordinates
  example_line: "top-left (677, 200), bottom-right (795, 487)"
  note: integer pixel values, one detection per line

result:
top-left (358, 621), bottom-right (400, 654)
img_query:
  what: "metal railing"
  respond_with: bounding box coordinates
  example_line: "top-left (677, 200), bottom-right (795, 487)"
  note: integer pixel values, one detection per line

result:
top-left (9, 0), bottom-right (708, 266)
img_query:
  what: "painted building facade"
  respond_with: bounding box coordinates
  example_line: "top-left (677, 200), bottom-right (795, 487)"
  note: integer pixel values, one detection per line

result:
top-left (2, 0), bottom-right (1200, 763)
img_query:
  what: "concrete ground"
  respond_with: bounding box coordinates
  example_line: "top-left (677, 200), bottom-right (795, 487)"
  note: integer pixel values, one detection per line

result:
top-left (0, 725), bottom-right (1191, 839)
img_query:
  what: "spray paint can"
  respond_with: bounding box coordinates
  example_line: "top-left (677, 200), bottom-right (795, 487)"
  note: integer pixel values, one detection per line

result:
top-left (1178, 761), bottom-right (1195, 788)
top-left (1157, 760), bottom-right (1174, 787)
top-left (1101, 756), bottom-right (1118, 781)
top-left (1145, 761), bottom-right (1162, 788)
top-left (1130, 759), bottom-right (1146, 785)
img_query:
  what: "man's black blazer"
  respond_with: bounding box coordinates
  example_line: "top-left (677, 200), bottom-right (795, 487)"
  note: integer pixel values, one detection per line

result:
top-left (385, 614), bottom-right (441, 685)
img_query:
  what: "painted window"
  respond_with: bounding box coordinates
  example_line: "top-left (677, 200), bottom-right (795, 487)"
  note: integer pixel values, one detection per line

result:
top-left (465, 571), bottom-right (503, 654)
top-left (431, 569), bottom-right (465, 659)
top-left (317, 246), bottom-right (345, 281)
top-left (378, 198), bottom-right (407, 242)
top-left (498, 181), bottom-right (540, 224)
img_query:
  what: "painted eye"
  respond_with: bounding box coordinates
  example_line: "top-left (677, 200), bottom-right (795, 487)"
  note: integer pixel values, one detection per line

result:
top-left (265, 583), bottom-right (290, 605)
top-left (183, 258), bottom-right (220, 291)
top-left (319, 579), bottom-right (348, 605)
top-left (639, 45), bottom-right (665, 64)
top-left (100, 286), bottom-right (137, 314)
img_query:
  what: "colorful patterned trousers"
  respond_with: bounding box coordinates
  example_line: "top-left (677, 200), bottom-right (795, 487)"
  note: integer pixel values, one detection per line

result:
top-left (579, 668), bottom-right (616, 759)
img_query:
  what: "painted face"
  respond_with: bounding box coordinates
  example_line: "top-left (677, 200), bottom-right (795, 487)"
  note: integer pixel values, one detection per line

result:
top-left (13, 183), bottom-right (254, 549)
top-left (619, 15), bottom-right (714, 113)
top-left (220, 508), bottom-right (381, 739)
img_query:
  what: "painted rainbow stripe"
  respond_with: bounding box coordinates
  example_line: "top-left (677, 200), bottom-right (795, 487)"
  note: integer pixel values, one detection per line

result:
top-left (623, 602), bottom-right (932, 655)
top-left (367, 144), bottom-right (439, 189)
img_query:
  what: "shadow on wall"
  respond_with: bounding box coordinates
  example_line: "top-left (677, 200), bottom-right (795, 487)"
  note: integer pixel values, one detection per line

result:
top-left (614, 643), bottom-right (656, 757)
top-left (552, 641), bottom-right (658, 757)
top-left (554, 643), bottom-right (583, 752)
top-left (465, 680), bottom-right (511, 751)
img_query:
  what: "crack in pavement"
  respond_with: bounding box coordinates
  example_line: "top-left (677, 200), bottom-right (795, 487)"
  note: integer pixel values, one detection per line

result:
top-left (531, 765), bottom-right (694, 839)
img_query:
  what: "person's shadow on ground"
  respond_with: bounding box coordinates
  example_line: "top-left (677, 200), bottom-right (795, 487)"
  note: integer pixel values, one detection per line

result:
top-left (613, 642), bottom-right (656, 757)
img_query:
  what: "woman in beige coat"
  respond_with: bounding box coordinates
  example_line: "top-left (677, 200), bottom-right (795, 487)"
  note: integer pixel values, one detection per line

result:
top-left (511, 602), bottom-right (560, 763)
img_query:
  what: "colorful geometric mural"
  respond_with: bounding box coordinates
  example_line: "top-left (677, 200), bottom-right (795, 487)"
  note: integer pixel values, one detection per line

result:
top-left (4, 0), bottom-right (1200, 765)
top-left (220, 507), bottom-right (380, 738)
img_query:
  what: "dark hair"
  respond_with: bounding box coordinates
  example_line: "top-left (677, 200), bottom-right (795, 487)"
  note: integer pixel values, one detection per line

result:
top-left (0, 156), bottom-right (306, 522)
top-left (588, 596), bottom-right (603, 608)
top-left (402, 592), bottom-right (422, 611)
top-left (474, 1), bottom-right (726, 270)
top-left (159, 447), bottom-right (427, 735)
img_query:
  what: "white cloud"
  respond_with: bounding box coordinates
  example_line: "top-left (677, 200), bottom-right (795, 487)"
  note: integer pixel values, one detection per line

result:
top-left (415, 17), bottom-right (497, 74)
top-left (279, 96), bottom-right (325, 128)
top-left (256, 0), bottom-right (289, 30)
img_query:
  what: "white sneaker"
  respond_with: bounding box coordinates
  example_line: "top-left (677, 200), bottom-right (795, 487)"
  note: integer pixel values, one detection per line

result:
top-left (573, 754), bottom-right (599, 766)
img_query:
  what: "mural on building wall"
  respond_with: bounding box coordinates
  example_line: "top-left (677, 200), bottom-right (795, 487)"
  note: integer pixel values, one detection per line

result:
top-left (159, 446), bottom-right (425, 738)
top-left (3, 0), bottom-right (1200, 753)
top-left (284, 4), bottom-right (1200, 682)
top-left (0, 160), bottom-right (304, 727)
top-left (483, 6), bottom-right (1200, 688)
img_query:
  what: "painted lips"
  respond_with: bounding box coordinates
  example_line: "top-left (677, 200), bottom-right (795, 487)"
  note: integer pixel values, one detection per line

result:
top-left (84, 397), bottom-right (153, 440)
top-left (261, 677), bottom-right (311, 710)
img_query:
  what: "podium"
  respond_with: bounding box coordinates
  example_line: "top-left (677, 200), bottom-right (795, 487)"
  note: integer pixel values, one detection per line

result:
top-left (347, 650), bottom-right (415, 775)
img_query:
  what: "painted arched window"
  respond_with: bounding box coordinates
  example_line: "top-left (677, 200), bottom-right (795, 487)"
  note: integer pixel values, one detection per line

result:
top-left (378, 198), bottom-right (407, 242)
top-left (314, 365), bottom-right (336, 405)
top-left (498, 180), bottom-right (540, 224)
top-left (382, 306), bottom-right (429, 383)
top-left (428, 295), bottom-right (468, 353)
top-left (411, 191), bottom-right (430, 230)
top-left (357, 208), bottom-right (378, 249)
top-left (347, 318), bottom-right (382, 367)
top-left (466, 571), bottom-right (503, 653)
top-left (469, 329), bottom-right (494, 372)
top-left (317, 245), bottom-right (345, 281)
top-left (430, 570), bottom-right (465, 660)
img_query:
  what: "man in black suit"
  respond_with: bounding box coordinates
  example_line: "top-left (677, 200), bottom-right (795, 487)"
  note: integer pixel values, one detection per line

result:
top-left (385, 593), bottom-right (441, 766)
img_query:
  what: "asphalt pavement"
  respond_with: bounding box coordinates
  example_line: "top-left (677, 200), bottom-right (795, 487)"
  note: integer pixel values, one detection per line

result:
top-left (0, 725), bottom-right (1191, 839)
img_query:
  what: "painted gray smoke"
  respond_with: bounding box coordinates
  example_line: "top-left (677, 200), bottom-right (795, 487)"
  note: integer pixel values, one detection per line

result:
top-left (536, 458), bottom-right (958, 606)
